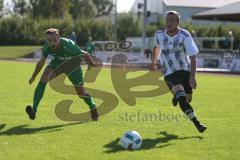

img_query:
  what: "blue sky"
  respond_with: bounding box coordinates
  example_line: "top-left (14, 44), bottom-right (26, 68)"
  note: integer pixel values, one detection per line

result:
top-left (4, 0), bottom-right (135, 13)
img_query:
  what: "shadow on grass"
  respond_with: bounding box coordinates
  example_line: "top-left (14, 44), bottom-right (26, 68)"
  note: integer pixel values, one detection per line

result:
top-left (104, 131), bottom-right (203, 153)
top-left (0, 122), bottom-right (82, 136)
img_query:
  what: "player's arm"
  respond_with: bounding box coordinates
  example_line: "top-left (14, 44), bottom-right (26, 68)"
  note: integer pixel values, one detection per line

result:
top-left (81, 49), bottom-right (98, 67)
top-left (152, 47), bottom-right (160, 63)
top-left (149, 47), bottom-right (160, 71)
top-left (190, 55), bottom-right (196, 78)
top-left (73, 41), bottom-right (99, 67)
top-left (149, 33), bottom-right (161, 71)
top-left (29, 57), bottom-right (46, 85)
top-left (184, 32), bottom-right (199, 89)
top-left (189, 55), bottom-right (197, 89)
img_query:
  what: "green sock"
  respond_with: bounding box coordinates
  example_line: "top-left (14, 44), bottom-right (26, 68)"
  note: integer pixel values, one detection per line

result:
top-left (33, 81), bottom-right (46, 113)
top-left (81, 94), bottom-right (96, 110)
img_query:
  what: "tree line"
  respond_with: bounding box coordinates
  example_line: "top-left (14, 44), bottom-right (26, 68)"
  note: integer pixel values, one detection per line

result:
top-left (0, 0), bottom-right (240, 49)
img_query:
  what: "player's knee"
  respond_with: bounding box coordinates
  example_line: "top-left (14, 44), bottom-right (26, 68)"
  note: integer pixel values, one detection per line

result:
top-left (174, 90), bottom-right (191, 108)
top-left (174, 89), bottom-right (186, 101)
top-left (186, 94), bottom-right (192, 103)
top-left (172, 84), bottom-right (184, 94)
top-left (79, 93), bottom-right (90, 99)
top-left (187, 98), bottom-right (192, 103)
top-left (75, 87), bottom-right (85, 97)
top-left (40, 71), bottom-right (55, 83)
top-left (40, 75), bottom-right (49, 84)
top-left (41, 67), bottom-right (56, 83)
top-left (78, 92), bottom-right (85, 97)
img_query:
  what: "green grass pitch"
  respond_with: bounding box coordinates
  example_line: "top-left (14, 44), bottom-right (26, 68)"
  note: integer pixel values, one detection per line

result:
top-left (0, 46), bottom-right (41, 59)
top-left (0, 60), bottom-right (239, 160)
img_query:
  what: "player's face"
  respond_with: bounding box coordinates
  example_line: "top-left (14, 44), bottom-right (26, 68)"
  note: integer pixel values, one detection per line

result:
top-left (46, 33), bottom-right (60, 49)
top-left (166, 15), bottom-right (179, 33)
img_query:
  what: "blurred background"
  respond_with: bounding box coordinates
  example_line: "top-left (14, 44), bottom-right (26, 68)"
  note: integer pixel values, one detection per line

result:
top-left (0, 0), bottom-right (240, 73)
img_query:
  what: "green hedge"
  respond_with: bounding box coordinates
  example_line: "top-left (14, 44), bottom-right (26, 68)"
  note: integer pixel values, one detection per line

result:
top-left (0, 16), bottom-right (112, 46)
top-left (0, 15), bottom-right (240, 49)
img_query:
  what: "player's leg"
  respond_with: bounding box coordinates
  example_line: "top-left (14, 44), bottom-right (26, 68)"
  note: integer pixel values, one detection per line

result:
top-left (165, 81), bottom-right (178, 106)
top-left (186, 94), bottom-right (192, 103)
top-left (171, 71), bottom-right (193, 105)
top-left (26, 66), bottom-right (57, 120)
top-left (74, 86), bottom-right (98, 121)
top-left (68, 67), bottom-right (98, 121)
top-left (182, 71), bottom-right (193, 103)
top-left (165, 71), bottom-right (207, 133)
top-left (181, 71), bottom-right (206, 132)
top-left (164, 72), bottom-right (181, 107)
top-left (34, 67), bottom-right (57, 112)
top-left (172, 84), bottom-right (207, 133)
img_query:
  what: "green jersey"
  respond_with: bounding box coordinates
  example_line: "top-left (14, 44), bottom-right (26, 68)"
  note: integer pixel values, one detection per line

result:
top-left (42, 38), bottom-right (83, 60)
top-left (42, 38), bottom-right (84, 85)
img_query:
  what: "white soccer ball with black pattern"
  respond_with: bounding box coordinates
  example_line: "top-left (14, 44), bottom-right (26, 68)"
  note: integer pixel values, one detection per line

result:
top-left (120, 131), bottom-right (142, 150)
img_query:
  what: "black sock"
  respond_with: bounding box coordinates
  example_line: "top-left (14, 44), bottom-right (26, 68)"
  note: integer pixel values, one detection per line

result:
top-left (175, 90), bottom-right (198, 122)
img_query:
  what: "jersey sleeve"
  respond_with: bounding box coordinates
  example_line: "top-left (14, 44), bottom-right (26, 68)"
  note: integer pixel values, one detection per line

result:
top-left (42, 45), bottom-right (49, 58)
top-left (184, 35), bottom-right (199, 57)
top-left (69, 40), bottom-right (83, 56)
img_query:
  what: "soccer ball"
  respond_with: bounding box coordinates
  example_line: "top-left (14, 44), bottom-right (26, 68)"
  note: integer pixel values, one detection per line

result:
top-left (120, 131), bottom-right (142, 150)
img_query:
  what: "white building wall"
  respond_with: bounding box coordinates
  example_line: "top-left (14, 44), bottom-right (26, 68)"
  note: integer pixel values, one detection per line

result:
top-left (131, 0), bottom-right (164, 14)
top-left (130, 0), bottom-right (238, 23)
top-left (162, 5), bottom-right (214, 22)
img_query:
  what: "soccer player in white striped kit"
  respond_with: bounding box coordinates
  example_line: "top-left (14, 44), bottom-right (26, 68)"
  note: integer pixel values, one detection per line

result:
top-left (149, 11), bottom-right (207, 133)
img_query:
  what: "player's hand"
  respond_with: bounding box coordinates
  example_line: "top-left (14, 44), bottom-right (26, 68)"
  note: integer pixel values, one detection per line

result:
top-left (29, 76), bottom-right (35, 85)
top-left (149, 62), bottom-right (156, 71)
top-left (189, 76), bottom-right (197, 89)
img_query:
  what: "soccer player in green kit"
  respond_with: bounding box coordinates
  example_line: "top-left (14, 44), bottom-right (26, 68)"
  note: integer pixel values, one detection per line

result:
top-left (26, 28), bottom-right (99, 121)
top-left (86, 37), bottom-right (95, 55)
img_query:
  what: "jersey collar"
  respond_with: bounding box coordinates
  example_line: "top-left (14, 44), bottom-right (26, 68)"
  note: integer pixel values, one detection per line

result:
top-left (165, 28), bottom-right (181, 39)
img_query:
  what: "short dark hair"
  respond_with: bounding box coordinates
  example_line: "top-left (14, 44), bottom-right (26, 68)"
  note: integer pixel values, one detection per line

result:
top-left (45, 28), bottom-right (60, 36)
top-left (166, 10), bottom-right (180, 22)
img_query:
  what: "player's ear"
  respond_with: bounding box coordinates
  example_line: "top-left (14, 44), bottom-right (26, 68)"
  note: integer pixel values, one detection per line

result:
top-left (45, 35), bottom-right (49, 41)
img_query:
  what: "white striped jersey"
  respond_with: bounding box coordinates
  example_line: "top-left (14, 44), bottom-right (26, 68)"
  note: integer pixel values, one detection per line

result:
top-left (153, 28), bottom-right (199, 77)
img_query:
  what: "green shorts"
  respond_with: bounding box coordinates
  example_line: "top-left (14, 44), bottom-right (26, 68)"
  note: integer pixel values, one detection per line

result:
top-left (48, 60), bottom-right (84, 86)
